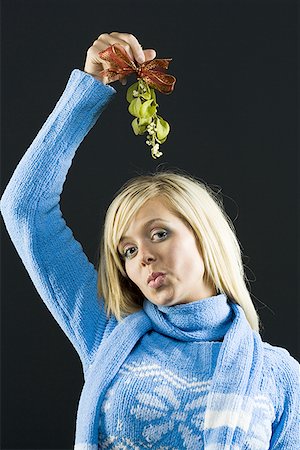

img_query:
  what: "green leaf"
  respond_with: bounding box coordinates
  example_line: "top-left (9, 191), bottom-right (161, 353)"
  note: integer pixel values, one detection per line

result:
top-left (140, 83), bottom-right (152, 100)
top-left (139, 117), bottom-right (152, 126)
top-left (126, 82), bottom-right (139, 103)
top-left (140, 99), bottom-right (157, 119)
top-left (156, 136), bottom-right (168, 144)
top-left (138, 119), bottom-right (148, 133)
top-left (128, 97), bottom-right (142, 117)
top-left (156, 116), bottom-right (170, 140)
top-left (131, 118), bottom-right (148, 135)
top-left (131, 118), bottom-right (141, 135)
top-left (140, 91), bottom-right (151, 100)
top-left (150, 88), bottom-right (157, 104)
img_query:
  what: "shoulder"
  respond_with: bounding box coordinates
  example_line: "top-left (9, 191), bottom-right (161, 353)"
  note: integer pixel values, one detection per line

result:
top-left (262, 341), bottom-right (299, 378)
top-left (261, 340), bottom-right (299, 411)
top-left (260, 341), bottom-right (300, 447)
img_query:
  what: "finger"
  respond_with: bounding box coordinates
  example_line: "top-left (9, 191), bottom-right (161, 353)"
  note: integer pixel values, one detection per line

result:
top-left (110, 32), bottom-right (145, 64)
top-left (92, 34), bottom-right (114, 67)
top-left (103, 73), bottom-right (121, 84)
top-left (93, 36), bottom-right (131, 85)
top-left (101, 32), bottom-right (135, 61)
top-left (143, 49), bottom-right (157, 62)
top-left (95, 33), bottom-right (135, 61)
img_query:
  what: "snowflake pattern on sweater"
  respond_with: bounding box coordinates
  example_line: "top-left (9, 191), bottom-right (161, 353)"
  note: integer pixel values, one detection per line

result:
top-left (98, 356), bottom-right (275, 450)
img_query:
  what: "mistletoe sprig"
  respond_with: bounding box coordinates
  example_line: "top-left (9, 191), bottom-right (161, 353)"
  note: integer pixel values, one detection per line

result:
top-left (126, 79), bottom-right (170, 159)
top-left (98, 44), bottom-right (176, 159)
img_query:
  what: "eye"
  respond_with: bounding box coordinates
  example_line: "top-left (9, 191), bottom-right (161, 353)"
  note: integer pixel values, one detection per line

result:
top-left (152, 230), bottom-right (168, 240)
top-left (123, 246), bottom-right (137, 260)
top-left (121, 229), bottom-right (169, 260)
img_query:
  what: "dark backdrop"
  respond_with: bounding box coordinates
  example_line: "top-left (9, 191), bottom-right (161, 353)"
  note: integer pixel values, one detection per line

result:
top-left (1, 0), bottom-right (298, 448)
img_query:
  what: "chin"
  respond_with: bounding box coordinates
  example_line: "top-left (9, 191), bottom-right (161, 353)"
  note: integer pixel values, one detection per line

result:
top-left (152, 295), bottom-right (179, 307)
top-left (147, 285), bottom-right (182, 306)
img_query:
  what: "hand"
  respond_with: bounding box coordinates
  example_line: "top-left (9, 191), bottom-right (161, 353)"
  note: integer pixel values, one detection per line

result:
top-left (83, 32), bottom-right (156, 85)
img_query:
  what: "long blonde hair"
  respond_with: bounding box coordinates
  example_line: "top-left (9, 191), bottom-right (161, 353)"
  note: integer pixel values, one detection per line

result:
top-left (97, 170), bottom-right (261, 332)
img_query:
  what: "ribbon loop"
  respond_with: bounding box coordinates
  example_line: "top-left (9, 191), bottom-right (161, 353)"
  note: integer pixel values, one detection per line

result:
top-left (98, 44), bottom-right (176, 94)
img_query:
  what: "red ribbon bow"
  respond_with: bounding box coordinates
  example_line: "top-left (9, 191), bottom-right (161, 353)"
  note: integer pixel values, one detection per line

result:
top-left (98, 44), bottom-right (176, 94)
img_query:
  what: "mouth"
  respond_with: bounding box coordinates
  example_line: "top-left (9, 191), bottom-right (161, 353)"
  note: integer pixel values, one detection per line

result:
top-left (148, 273), bottom-right (166, 289)
top-left (147, 272), bottom-right (165, 283)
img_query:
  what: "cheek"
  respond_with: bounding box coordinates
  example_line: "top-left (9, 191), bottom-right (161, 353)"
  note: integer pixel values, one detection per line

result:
top-left (167, 243), bottom-right (189, 273)
top-left (171, 239), bottom-right (204, 277)
top-left (124, 262), bottom-right (132, 279)
top-left (124, 262), bottom-right (139, 285)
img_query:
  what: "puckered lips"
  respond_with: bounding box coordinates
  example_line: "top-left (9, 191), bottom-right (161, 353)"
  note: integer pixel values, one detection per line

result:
top-left (147, 272), bottom-right (166, 288)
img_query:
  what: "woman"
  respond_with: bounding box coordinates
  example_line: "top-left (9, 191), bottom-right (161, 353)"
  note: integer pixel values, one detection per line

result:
top-left (1, 32), bottom-right (299, 449)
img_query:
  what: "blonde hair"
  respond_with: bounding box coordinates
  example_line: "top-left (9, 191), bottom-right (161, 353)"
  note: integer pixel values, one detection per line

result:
top-left (97, 169), bottom-right (261, 333)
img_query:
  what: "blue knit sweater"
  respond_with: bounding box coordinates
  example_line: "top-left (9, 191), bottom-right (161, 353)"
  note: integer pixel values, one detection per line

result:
top-left (1, 69), bottom-right (299, 450)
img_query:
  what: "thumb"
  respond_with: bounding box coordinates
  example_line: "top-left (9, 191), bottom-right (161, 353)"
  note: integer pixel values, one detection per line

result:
top-left (143, 49), bottom-right (156, 62)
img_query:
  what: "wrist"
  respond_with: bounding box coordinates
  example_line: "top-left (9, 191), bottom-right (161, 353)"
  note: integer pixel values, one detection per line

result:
top-left (84, 71), bottom-right (107, 85)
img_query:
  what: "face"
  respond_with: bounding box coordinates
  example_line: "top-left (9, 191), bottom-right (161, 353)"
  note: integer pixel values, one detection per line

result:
top-left (118, 197), bottom-right (216, 307)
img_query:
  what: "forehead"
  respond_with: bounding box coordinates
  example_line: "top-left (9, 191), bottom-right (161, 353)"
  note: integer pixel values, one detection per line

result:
top-left (118, 198), bottom-right (179, 244)
top-left (130, 198), bottom-right (176, 223)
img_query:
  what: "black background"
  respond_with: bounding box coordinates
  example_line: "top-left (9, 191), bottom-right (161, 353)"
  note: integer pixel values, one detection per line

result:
top-left (1, 0), bottom-right (298, 448)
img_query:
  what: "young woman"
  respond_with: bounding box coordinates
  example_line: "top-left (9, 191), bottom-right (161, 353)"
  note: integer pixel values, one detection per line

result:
top-left (1, 32), bottom-right (299, 450)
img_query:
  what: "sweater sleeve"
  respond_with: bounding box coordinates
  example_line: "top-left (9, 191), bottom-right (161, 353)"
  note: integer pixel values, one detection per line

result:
top-left (268, 346), bottom-right (300, 449)
top-left (0, 69), bottom-right (117, 371)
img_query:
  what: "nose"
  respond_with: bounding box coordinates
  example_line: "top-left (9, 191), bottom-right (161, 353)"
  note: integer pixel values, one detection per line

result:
top-left (139, 244), bottom-right (157, 266)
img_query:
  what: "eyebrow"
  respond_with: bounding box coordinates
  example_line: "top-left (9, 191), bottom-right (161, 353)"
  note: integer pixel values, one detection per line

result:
top-left (119, 218), bottom-right (170, 245)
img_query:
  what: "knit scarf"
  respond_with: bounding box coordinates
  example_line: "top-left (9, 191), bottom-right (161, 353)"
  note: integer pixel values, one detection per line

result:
top-left (74, 294), bottom-right (264, 449)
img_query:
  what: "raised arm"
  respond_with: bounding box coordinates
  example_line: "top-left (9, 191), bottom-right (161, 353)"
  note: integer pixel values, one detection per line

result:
top-left (0, 32), bottom-right (156, 372)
